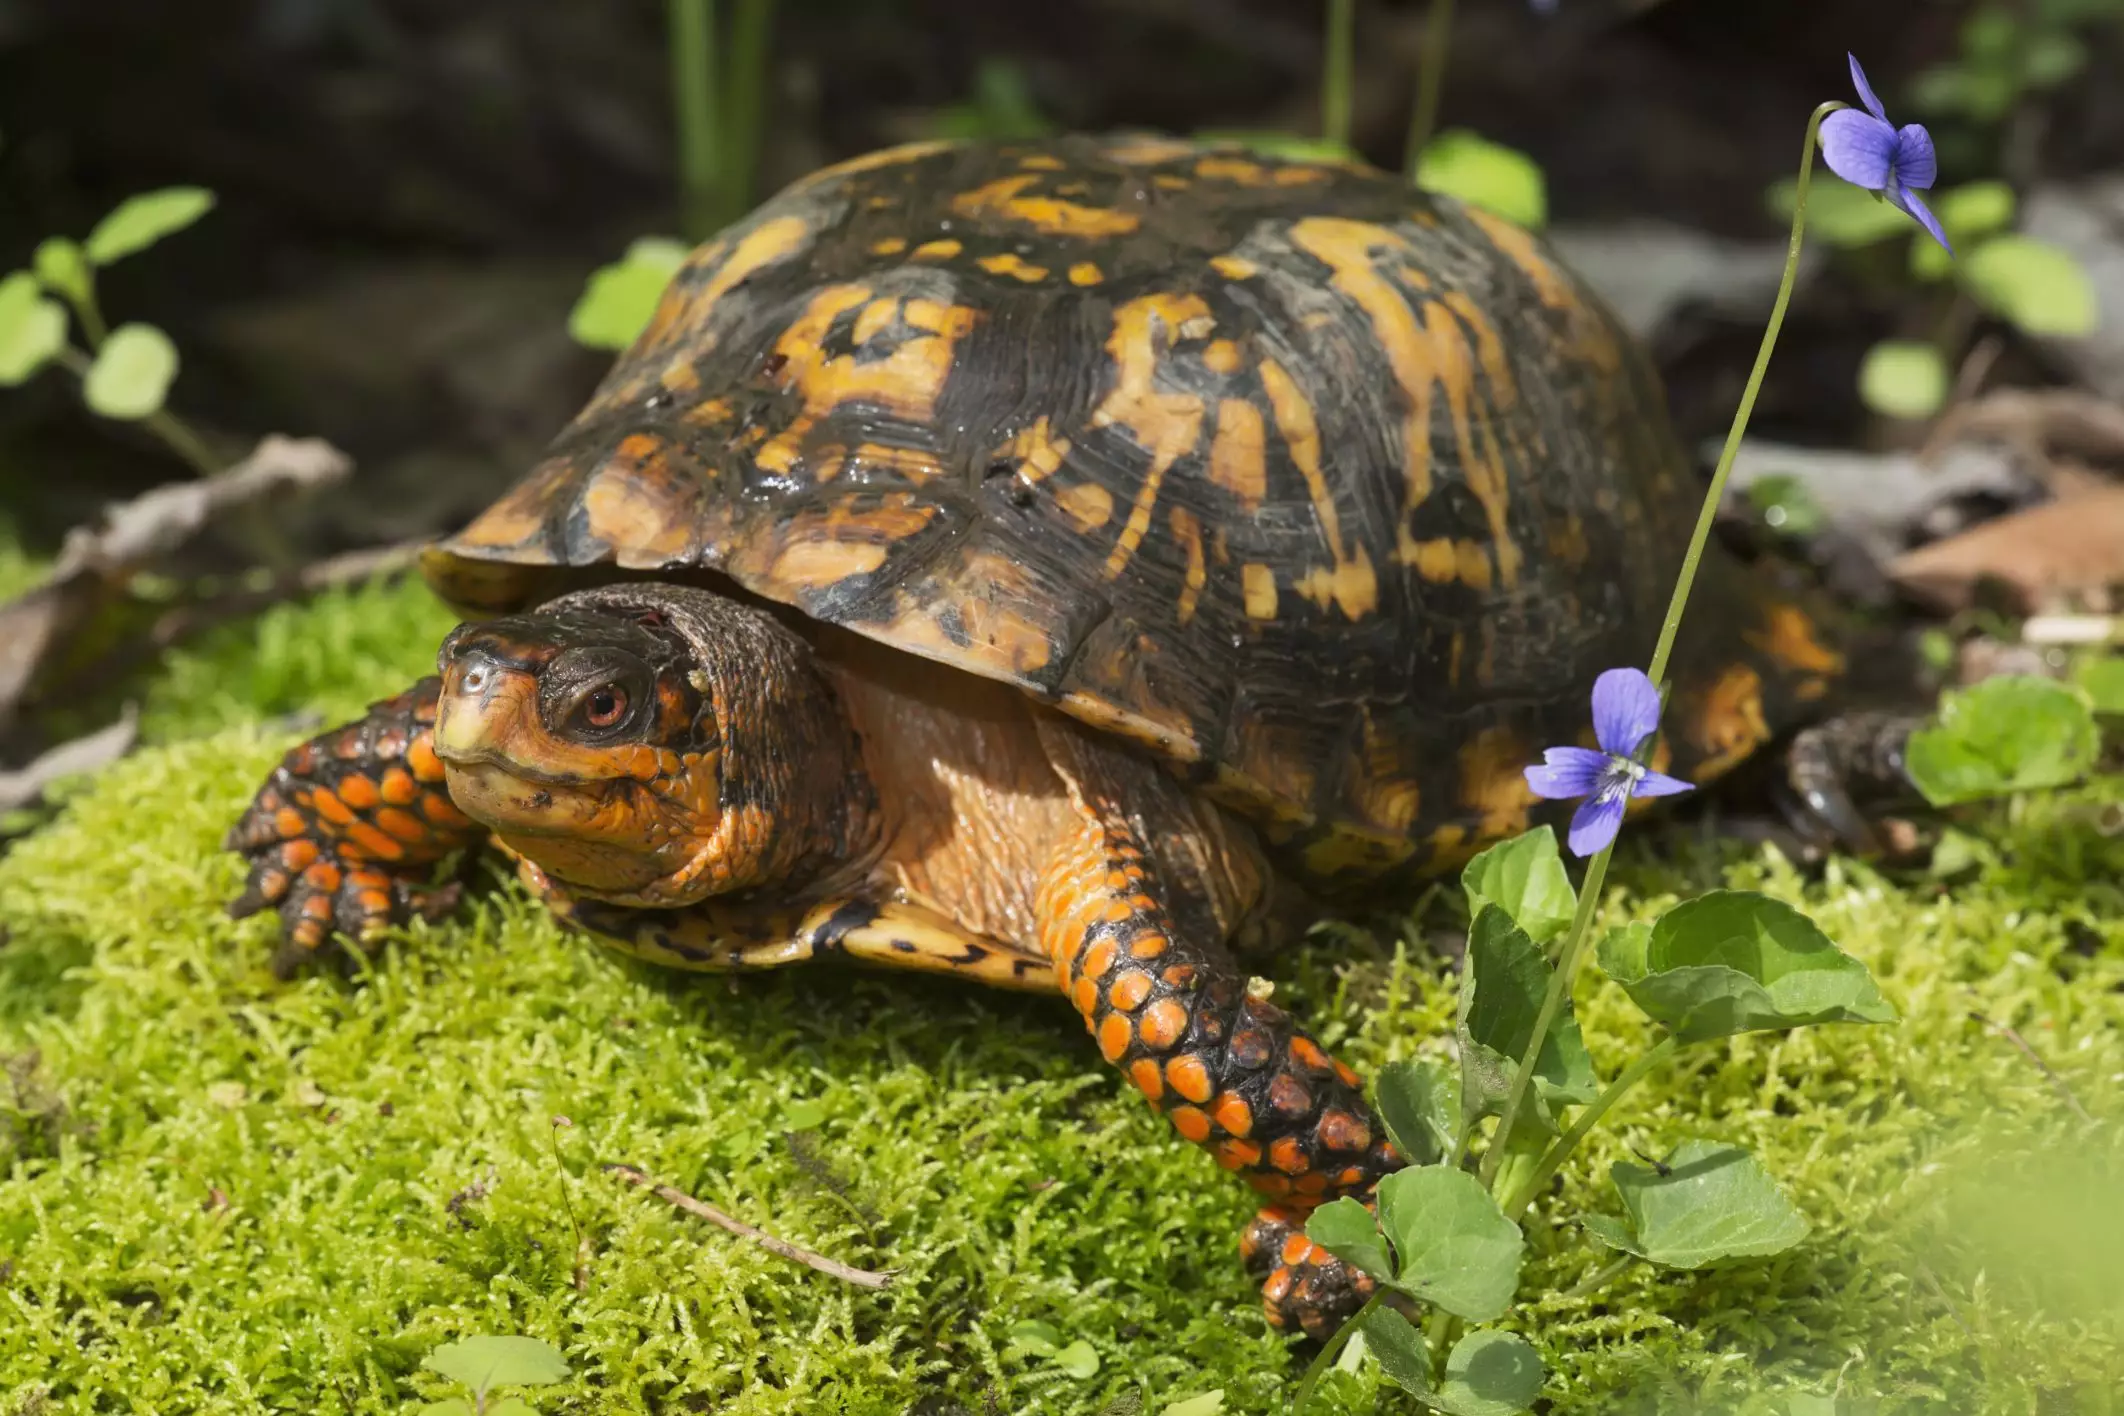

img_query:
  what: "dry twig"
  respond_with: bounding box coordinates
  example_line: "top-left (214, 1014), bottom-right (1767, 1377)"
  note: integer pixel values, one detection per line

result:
top-left (0, 435), bottom-right (354, 729)
top-left (1968, 1010), bottom-right (2097, 1124)
top-left (0, 706), bottom-right (139, 818)
top-left (604, 1162), bottom-right (895, 1289)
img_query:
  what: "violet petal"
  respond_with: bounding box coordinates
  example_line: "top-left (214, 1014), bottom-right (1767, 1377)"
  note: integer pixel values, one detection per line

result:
top-left (1589, 667), bottom-right (1663, 758)
top-left (1894, 123), bottom-right (1937, 189)
top-left (1525, 745), bottom-right (1611, 801)
top-left (1847, 53), bottom-right (1888, 122)
top-left (1629, 768), bottom-right (1696, 800)
top-left (1819, 110), bottom-right (1896, 191)
top-left (1567, 791), bottom-right (1627, 857)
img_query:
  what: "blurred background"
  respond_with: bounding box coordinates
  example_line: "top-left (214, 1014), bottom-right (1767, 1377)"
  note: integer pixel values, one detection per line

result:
top-left (3, 0), bottom-right (2123, 766)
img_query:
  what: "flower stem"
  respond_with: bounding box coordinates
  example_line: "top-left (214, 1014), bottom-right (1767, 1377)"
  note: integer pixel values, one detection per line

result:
top-left (1403, 0), bottom-right (1458, 174)
top-left (1502, 1036), bottom-right (1680, 1222)
top-left (1293, 1290), bottom-right (1385, 1413)
top-left (1642, 100), bottom-right (1841, 689)
top-left (1323, 0), bottom-right (1355, 148)
top-left (1479, 102), bottom-right (1840, 1197)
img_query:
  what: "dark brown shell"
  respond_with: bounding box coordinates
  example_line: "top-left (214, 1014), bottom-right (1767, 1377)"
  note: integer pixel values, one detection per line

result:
top-left (428, 135), bottom-right (1844, 892)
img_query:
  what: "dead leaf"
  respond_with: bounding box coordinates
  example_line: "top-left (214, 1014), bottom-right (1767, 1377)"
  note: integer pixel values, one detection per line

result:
top-left (1889, 486), bottom-right (2124, 613)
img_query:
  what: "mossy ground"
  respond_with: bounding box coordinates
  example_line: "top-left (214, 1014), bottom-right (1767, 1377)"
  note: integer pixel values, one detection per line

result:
top-left (2, 576), bottom-right (2120, 1415)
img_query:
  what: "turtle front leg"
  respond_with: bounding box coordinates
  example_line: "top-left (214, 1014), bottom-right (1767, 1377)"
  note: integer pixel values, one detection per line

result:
top-left (1034, 722), bottom-right (1403, 1340)
top-left (226, 678), bottom-right (486, 974)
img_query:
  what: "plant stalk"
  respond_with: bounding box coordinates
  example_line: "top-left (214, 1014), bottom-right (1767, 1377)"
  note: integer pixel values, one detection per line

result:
top-left (670, 0), bottom-right (720, 240)
top-left (1503, 1036), bottom-right (1681, 1221)
top-left (1480, 102), bottom-right (1841, 1195)
top-left (1323, 0), bottom-right (1355, 147)
top-left (1293, 1290), bottom-right (1385, 1413)
top-left (1403, 0), bottom-right (1458, 175)
top-left (720, 0), bottom-right (778, 230)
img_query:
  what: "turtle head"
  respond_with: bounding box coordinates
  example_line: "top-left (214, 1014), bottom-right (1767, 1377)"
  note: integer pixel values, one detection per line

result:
top-left (433, 584), bottom-right (869, 906)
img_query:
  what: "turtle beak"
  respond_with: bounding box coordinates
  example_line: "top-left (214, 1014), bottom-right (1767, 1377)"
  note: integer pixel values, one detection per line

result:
top-left (433, 646), bottom-right (546, 769)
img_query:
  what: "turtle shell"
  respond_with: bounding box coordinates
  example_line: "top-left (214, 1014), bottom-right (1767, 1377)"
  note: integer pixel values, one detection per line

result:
top-left (428, 135), bottom-right (1845, 892)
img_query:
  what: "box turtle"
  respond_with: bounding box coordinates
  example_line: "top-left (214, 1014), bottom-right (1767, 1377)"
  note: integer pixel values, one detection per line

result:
top-left (227, 135), bottom-right (1856, 1338)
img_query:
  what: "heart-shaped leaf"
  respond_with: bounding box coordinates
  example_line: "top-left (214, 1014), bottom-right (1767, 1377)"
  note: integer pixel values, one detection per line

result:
top-left (1375, 1056), bottom-right (1459, 1166)
top-left (1375, 1165), bottom-right (1524, 1322)
top-left (1461, 828), bottom-right (1575, 945)
top-left (1306, 1195), bottom-right (1394, 1282)
top-left (568, 236), bottom-right (691, 351)
top-left (421, 1335), bottom-right (571, 1391)
top-left (82, 323), bottom-right (179, 420)
top-left (85, 187), bottom-right (216, 265)
top-left (2075, 655), bottom-right (2124, 715)
top-left (1438, 1328), bottom-right (1544, 1415)
top-left (1904, 674), bottom-right (2101, 804)
top-left (1597, 892), bottom-right (1896, 1043)
top-left (1358, 1303), bottom-right (1435, 1396)
top-left (1160, 1393), bottom-right (1224, 1416)
top-left (1416, 130), bottom-right (1547, 229)
top-left (1006, 1318), bottom-right (1061, 1356)
top-left (1053, 1339), bottom-right (1100, 1379)
top-left (1581, 1140), bottom-right (1809, 1268)
top-left (1963, 234), bottom-right (2097, 336)
top-left (1459, 907), bottom-right (1599, 1131)
top-left (0, 272), bottom-right (68, 385)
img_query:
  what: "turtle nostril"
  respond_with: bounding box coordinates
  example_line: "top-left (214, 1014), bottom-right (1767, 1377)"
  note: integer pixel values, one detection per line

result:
top-left (460, 664), bottom-right (489, 694)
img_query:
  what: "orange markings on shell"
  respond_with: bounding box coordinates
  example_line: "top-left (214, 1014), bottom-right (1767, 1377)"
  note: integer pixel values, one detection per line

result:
top-left (1333, 1060), bottom-right (1361, 1088)
top-left (1249, 1173), bottom-right (1294, 1198)
top-left (1128, 932), bottom-right (1170, 960)
top-left (342, 821), bottom-right (406, 862)
top-left (1269, 1137), bottom-right (1308, 1175)
top-left (378, 768), bottom-right (418, 806)
top-left (1138, 998), bottom-right (1188, 1050)
top-left (1097, 1013), bottom-right (1133, 1063)
top-left (374, 807), bottom-right (431, 844)
top-left (309, 790), bottom-right (355, 827)
top-left (335, 775), bottom-right (380, 810)
top-left (1267, 1071), bottom-right (1314, 1117)
top-left (406, 738), bottom-right (447, 781)
top-left (1071, 977), bottom-right (1100, 1018)
top-left (1215, 1139), bottom-right (1263, 1171)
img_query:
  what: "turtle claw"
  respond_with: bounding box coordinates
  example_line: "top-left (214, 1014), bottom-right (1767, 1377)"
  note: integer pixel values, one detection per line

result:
top-left (224, 679), bottom-right (486, 975)
top-left (1242, 1204), bottom-right (1380, 1341)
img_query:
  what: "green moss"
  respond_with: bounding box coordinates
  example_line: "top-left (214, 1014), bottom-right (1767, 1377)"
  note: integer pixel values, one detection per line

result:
top-left (1, 580), bottom-right (2120, 1414)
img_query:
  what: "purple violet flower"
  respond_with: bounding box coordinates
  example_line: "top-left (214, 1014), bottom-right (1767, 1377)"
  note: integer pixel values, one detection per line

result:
top-left (1524, 668), bottom-right (1694, 857)
top-left (1819, 54), bottom-right (1951, 254)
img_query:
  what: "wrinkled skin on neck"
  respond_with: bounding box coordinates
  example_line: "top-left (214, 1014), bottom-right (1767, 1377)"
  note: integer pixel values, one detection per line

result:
top-left (432, 583), bottom-right (874, 908)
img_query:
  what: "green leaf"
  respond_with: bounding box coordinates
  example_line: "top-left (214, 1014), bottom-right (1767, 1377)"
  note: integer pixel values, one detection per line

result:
top-left (568, 237), bottom-right (691, 351)
top-left (84, 187), bottom-right (216, 265)
top-left (81, 324), bottom-right (179, 420)
top-left (1767, 176), bottom-right (1914, 247)
top-left (1053, 1339), bottom-right (1100, 1379)
top-left (1582, 1140), bottom-right (1809, 1268)
top-left (1857, 340), bottom-right (1948, 421)
top-left (2022, 30), bottom-right (2088, 89)
top-left (1597, 892), bottom-right (1896, 1043)
top-left (1904, 674), bottom-right (2102, 804)
top-left (1927, 827), bottom-right (1997, 880)
top-left (1963, 236), bottom-right (2098, 336)
top-left (488, 1402), bottom-right (538, 1416)
top-left (1438, 1329), bottom-right (1544, 1416)
top-left (1306, 1195), bottom-right (1395, 1282)
top-left (32, 238), bottom-right (91, 306)
top-left (1358, 1304), bottom-right (1435, 1396)
top-left (1375, 1056), bottom-right (1459, 1166)
top-left (1457, 907), bottom-right (1598, 1132)
top-left (1160, 1393), bottom-right (1225, 1416)
top-left (0, 271), bottom-right (68, 385)
top-left (1936, 181), bottom-right (2016, 241)
top-left (2071, 655), bottom-right (2124, 715)
top-left (1006, 1318), bottom-right (1062, 1356)
top-left (1460, 828), bottom-right (1575, 944)
top-left (1375, 1165), bottom-right (1524, 1322)
top-left (780, 1098), bottom-right (826, 1131)
top-left (416, 1403), bottom-right (474, 1416)
top-left (1416, 131), bottom-right (1546, 230)
top-left (421, 1335), bottom-right (571, 1390)
top-left (1746, 474), bottom-right (1827, 538)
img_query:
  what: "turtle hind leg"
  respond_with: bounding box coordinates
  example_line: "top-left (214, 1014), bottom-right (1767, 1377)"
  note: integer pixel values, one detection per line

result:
top-left (1033, 716), bottom-right (1403, 1340)
top-left (226, 677), bottom-right (486, 975)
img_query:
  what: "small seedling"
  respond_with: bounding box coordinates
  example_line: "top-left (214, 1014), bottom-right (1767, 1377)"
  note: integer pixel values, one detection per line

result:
top-left (417, 1335), bottom-right (570, 1416)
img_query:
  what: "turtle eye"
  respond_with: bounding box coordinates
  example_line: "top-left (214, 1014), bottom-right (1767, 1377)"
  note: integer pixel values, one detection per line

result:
top-left (583, 684), bottom-right (629, 728)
